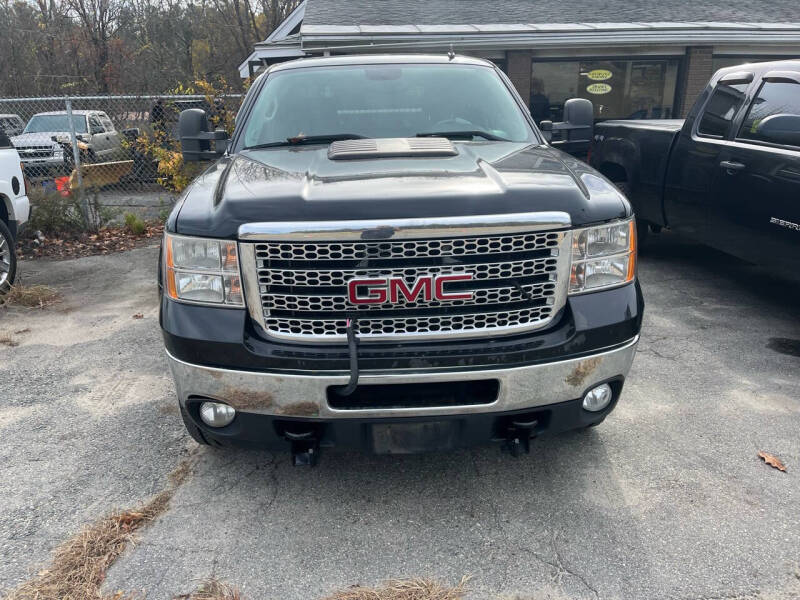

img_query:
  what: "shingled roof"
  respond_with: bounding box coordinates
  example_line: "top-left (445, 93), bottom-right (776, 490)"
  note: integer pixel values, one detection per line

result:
top-left (303, 0), bottom-right (800, 27)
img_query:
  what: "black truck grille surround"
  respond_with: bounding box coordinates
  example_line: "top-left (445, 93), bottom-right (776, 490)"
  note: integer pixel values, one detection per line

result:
top-left (243, 226), bottom-right (572, 343)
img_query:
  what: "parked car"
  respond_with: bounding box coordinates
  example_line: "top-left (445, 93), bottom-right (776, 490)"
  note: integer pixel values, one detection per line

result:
top-left (0, 130), bottom-right (29, 294)
top-left (161, 54), bottom-right (643, 464)
top-left (0, 114), bottom-right (25, 137)
top-left (11, 110), bottom-right (124, 176)
top-left (589, 60), bottom-right (800, 273)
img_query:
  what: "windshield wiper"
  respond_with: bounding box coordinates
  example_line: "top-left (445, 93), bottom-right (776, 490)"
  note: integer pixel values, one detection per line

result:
top-left (416, 130), bottom-right (509, 141)
top-left (244, 133), bottom-right (368, 150)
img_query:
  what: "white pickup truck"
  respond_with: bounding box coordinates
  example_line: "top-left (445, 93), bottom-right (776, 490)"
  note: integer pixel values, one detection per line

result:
top-left (0, 129), bottom-right (29, 294)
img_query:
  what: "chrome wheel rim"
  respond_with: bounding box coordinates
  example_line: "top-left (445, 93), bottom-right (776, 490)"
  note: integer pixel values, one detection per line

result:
top-left (0, 232), bottom-right (11, 289)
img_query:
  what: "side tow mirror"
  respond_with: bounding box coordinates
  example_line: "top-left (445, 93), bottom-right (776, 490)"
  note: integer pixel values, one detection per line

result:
top-left (550, 98), bottom-right (594, 157)
top-left (121, 127), bottom-right (140, 140)
top-left (556, 98), bottom-right (594, 142)
top-left (178, 108), bottom-right (229, 162)
top-left (538, 120), bottom-right (553, 142)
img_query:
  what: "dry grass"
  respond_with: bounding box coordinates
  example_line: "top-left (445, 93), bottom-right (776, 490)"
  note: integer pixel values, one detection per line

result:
top-left (1, 284), bottom-right (61, 308)
top-left (324, 577), bottom-right (470, 600)
top-left (4, 459), bottom-right (193, 600)
top-left (173, 579), bottom-right (243, 600)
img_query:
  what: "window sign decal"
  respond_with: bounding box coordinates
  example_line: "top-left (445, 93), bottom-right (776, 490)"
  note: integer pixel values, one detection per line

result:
top-left (587, 83), bottom-right (612, 95)
top-left (587, 69), bottom-right (613, 81)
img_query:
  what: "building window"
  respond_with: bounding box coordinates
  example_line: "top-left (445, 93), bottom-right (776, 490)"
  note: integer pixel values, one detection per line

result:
top-left (530, 58), bottom-right (680, 123)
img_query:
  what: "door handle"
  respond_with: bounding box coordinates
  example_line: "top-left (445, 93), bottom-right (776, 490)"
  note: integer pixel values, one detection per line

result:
top-left (720, 160), bottom-right (745, 172)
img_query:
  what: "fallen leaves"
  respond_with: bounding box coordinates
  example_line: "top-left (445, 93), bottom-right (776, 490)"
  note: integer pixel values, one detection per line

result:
top-left (16, 223), bottom-right (164, 261)
top-left (132, 313), bottom-right (144, 319)
top-left (758, 451), bottom-right (787, 472)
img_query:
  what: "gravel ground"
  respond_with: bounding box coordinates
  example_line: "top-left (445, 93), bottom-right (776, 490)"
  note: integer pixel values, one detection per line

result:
top-left (1, 235), bottom-right (799, 600)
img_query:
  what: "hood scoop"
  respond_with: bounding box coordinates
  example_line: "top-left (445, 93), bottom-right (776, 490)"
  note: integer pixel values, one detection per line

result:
top-left (328, 137), bottom-right (457, 160)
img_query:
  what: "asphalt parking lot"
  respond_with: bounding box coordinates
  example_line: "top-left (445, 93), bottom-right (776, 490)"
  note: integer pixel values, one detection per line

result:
top-left (1, 234), bottom-right (799, 600)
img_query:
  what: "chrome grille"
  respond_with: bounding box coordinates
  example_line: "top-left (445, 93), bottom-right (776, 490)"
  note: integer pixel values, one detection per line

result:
top-left (239, 213), bottom-right (572, 343)
top-left (260, 257), bottom-right (557, 287)
top-left (17, 146), bottom-right (54, 159)
top-left (257, 232), bottom-right (561, 261)
top-left (265, 307), bottom-right (552, 337)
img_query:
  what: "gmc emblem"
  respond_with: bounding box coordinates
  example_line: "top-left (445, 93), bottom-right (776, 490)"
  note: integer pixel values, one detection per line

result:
top-left (347, 274), bottom-right (474, 305)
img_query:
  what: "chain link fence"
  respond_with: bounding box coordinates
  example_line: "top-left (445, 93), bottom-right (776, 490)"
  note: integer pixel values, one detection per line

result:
top-left (0, 94), bottom-right (242, 222)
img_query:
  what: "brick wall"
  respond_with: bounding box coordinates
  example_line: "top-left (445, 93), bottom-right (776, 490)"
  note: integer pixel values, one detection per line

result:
top-left (679, 46), bottom-right (714, 117)
top-left (506, 50), bottom-right (533, 106)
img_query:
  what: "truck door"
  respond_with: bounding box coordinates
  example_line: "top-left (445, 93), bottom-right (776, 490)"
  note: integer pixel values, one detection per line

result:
top-left (663, 73), bottom-right (752, 240)
top-left (98, 113), bottom-right (122, 160)
top-left (87, 114), bottom-right (110, 160)
top-left (711, 72), bottom-right (800, 272)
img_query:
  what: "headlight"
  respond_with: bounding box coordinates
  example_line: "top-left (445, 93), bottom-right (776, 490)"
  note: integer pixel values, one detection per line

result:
top-left (569, 218), bottom-right (636, 294)
top-left (163, 233), bottom-right (243, 306)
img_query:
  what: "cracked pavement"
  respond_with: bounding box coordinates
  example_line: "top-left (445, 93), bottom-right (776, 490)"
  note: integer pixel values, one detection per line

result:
top-left (1, 235), bottom-right (799, 599)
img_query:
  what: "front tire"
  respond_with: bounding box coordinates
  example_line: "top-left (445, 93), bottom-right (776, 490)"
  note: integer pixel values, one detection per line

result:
top-left (0, 219), bottom-right (17, 297)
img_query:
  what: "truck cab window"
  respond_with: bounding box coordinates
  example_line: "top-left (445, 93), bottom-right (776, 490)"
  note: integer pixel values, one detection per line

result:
top-left (737, 81), bottom-right (800, 148)
top-left (697, 82), bottom-right (748, 138)
top-left (88, 115), bottom-right (104, 134)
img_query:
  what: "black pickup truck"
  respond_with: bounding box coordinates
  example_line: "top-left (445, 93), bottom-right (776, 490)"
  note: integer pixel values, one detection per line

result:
top-left (161, 54), bottom-right (643, 464)
top-left (590, 60), bottom-right (800, 273)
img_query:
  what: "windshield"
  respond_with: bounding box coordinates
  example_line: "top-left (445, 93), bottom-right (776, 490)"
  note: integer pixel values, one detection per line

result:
top-left (24, 114), bottom-right (88, 134)
top-left (240, 64), bottom-right (535, 148)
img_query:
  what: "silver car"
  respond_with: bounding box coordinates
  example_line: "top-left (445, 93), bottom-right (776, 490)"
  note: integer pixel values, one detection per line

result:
top-left (11, 110), bottom-right (124, 175)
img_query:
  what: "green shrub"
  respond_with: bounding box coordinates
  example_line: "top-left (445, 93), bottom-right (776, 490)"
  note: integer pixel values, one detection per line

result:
top-left (124, 213), bottom-right (147, 235)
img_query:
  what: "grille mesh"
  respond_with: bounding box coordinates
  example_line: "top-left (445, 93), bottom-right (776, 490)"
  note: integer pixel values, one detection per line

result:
top-left (249, 229), bottom-right (569, 341)
top-left (260, 258), bottom-right (557, 287)
top-left (265, 307), bottom-right (552, 337)
top-left (256, 232), bottom-right (561, 261)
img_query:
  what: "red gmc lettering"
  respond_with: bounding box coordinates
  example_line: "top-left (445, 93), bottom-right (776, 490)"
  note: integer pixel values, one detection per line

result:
top-left (348, 274), bottom-right (474, 305)
top-left (390, 278), bottom-right (433, 303)
top-left (435, 274), bottom-right (474, 300)
top-left (347, 279), bottom-right (388, 304)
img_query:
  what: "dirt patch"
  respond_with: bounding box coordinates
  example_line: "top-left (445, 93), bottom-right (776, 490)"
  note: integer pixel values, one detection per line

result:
top-left (4, 456), bottom-right (195, 600)
top-left (323, 577), bottom-right (470, 600)
top-left (0, 334), bottom-right (19, 347)
top-left (565, 357), bottom-right (601, 387)
top-left (223, 389), bottom-right (274, 411)
top-left (275, 401), bottom-right (320, 417)
top-left (1, 284), bottom-right (61, 309)
top-left (16, 223), bottom-right (163, 261)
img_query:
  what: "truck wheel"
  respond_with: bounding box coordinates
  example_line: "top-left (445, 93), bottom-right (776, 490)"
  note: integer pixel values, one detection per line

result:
top-left (614, 181), bottom-right (649, 250)
top-left (179, 403), bottom-right (211, 446)
top-left (0, 219), bottom-right (17, 296)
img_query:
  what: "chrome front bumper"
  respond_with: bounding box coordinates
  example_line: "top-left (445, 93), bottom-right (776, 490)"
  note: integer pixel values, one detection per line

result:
top-left (166, 336), bottom-right (638, 419)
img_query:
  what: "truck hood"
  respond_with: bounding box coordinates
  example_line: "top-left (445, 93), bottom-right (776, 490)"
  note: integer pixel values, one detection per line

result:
top-left (174, 142), bottom-right (630, 238)
top-left (10, 132), bottom-right (68, 147)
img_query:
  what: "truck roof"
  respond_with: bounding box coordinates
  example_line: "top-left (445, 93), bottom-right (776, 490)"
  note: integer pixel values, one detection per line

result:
top-left (30, 110), bottom-right (97, 116)
top-left (270, 54), bottom-right (494, 73)
top-left (715, 58), bottom-right (800, 76)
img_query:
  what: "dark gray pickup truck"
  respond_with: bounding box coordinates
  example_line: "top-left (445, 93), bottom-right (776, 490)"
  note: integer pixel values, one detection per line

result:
top-left (160, 54), bottom-right (643, 464)
top-left (590, 60), bottom-right (800, 273)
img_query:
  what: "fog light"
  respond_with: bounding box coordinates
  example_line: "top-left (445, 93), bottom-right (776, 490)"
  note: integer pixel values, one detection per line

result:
top-left (582, 384), bottom-right (613, 412)
top-left (199, 401), bottom-right (236, 427)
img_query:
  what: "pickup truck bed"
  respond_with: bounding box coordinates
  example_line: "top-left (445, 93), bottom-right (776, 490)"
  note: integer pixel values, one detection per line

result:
top-left (591, 60), bottom-right (800, 273)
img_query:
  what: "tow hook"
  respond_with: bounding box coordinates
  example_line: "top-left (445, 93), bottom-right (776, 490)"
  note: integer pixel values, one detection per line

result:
top-left (284, 429), bottom-right (320, 467)
top-left (502, 417), bottom-right (539, 457)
